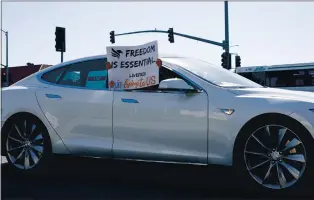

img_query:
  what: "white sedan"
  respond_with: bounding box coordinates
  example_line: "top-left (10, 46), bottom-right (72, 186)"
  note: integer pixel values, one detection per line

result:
top-left (1, 55), bottom-right (314, 192)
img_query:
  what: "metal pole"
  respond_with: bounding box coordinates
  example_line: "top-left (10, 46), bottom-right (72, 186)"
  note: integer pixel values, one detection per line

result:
top-left (5, 31), bottom-right (9, 86)
top-left (224, 1), bottom-right (231, 69)
top-left (115, 29), bottom-right (224, 47)
top-left (61, 42), bottom-right (64, 63)
top-left (224, 1), bottom-right (229, 53)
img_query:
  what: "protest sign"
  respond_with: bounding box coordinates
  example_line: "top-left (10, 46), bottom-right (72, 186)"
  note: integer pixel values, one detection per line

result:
top-left (106, 40), bottom-right (159, 90)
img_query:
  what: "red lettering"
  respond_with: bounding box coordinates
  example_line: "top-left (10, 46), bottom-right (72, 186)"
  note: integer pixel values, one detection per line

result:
top-left (150, 76), bottom-right (156, 85)
top-left (124, 75), bottom-right (157, 89)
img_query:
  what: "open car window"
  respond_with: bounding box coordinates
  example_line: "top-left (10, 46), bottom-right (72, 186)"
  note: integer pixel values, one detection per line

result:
top-left (131, 66), bottom-right (190, 91)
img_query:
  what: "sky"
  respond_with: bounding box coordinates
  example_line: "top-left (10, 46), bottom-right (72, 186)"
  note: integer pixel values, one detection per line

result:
top-left (1, 1), bottom-right (314, 68)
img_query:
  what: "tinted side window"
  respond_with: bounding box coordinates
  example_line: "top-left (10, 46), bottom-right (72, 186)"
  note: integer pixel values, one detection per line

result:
top-left (41, 67), bottom-right (67, 84)
top-left (57, 59), bottom-right (108, 89)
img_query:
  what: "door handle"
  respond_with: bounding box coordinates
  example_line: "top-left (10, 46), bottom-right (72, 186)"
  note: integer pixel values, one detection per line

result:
top-left (46, 94), bottom-right (62, 99)
top-left (121, 98), bottom-right (138, 103)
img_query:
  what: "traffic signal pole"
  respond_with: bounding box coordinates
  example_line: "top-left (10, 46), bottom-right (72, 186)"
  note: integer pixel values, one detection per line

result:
top-left (5, 31), bottom-right (8, 86)
top-left (111, 2), bottom-right (230, 50)
top-left (1, 29), bottom-right (9, 86)
top-left (114, 29), bottom-right (224, 48)
top-left (224, 1), bottom-right (232, 69)
top-left (61, 41), bottom-right (64, 63)
top-left (224, 1), bottom-right (229, 54)
top-left (110, 1), bottom-right (237, 70)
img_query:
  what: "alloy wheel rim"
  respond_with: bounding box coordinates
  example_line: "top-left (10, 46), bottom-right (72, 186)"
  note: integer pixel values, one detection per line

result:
top-left (6, 120), bottom-right (44, 170)
top-left (244, 124), bottom-right (307, 190)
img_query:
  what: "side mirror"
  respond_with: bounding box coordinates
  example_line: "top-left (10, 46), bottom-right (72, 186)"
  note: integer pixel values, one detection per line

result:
top-left (159, 78), bottom-right (197, 92)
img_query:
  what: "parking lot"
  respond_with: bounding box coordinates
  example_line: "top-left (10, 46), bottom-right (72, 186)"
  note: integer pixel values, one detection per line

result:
top-left (2, 155), bottom-right (314, 199)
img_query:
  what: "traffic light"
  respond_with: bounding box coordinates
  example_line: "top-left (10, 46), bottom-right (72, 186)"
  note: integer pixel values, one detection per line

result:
top-left (110, 31), bottom-right (115, 44)
top-left (55, 27), bottom-right (66, 52)
top-left (235, 55), bottom-right (241, 68)
top-left (221, 52), bottom-right (231, 70)
top-left (1, 71), bottom-right (12, 86)
top-left (2, 72), bottom-right (6, 82)
top-left (168, 28), bottom-right (174, 43)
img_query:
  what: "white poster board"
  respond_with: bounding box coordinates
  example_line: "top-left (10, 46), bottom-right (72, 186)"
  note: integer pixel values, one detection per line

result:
top-left (106, 40), bottom-right (159, 90)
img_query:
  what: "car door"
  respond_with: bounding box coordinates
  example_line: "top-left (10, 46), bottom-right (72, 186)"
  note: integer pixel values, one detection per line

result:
top-left (36, 59), bottom-right (113, 157)
top-left (112, 67), bottom-right (208, 164)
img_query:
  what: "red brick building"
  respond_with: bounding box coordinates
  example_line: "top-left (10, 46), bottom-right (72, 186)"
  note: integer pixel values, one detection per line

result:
top-left (1, 63), bottom-right (52, 86)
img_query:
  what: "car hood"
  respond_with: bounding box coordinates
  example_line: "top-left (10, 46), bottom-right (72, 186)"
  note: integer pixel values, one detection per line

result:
top-left (227, 87), bottom-right (314, 104)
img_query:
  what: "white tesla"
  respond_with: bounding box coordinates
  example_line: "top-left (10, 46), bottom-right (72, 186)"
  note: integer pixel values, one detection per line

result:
top-left (1, 55), bottom-right (314, 192)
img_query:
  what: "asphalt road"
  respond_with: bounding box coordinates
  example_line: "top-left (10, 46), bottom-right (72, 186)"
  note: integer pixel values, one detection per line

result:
top-left (2, 155), bottom-right (314, 199)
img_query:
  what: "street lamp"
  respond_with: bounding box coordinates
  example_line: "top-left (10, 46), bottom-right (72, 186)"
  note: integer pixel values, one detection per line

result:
top-left (229, 44), bottom-right (239, 55)
top-left (228, 45), bottom-right (240, 69)
top-left (230, 44), bottom-right (239, 48)
top-left (1, 29), bottom-right (9, 86)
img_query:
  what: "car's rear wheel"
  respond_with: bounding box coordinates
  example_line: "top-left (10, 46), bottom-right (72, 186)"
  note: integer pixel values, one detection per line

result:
top-left (3, 113), bottom-right (52, 174)
top-left (234, 116), bottom-right (313, 193)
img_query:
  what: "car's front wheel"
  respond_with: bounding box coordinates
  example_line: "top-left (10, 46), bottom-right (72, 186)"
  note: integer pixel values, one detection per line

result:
top-left (234, 116), bottom-right (313, 193)
top-left (3, 113), bottom-right (52, 174)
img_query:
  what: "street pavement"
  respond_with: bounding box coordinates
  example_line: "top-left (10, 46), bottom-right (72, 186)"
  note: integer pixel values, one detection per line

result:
top-left (1, 155), bottom-right (314, 199)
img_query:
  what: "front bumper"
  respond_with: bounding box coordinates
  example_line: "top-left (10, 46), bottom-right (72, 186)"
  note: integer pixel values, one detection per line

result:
top-left (289, 110), bottom-right (314, 138)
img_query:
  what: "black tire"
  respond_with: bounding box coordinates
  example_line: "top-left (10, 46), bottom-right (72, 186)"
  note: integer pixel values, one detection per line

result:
top-left (233, 115), bottom-right (314, 195)
top-left (2, 113), bottom-right (52, 175)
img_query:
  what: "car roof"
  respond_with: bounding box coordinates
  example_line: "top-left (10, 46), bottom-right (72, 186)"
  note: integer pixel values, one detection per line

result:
top-left (71, 54), bottom-right (188, 61)
top-left (46, 54), bottom-right (189, 70)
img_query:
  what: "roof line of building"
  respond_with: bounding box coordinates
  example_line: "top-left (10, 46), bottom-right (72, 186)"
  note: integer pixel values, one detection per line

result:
top-left (243, 62), bottom-right (314, 68)
top-left (1, 64), bottom-right (51, 68)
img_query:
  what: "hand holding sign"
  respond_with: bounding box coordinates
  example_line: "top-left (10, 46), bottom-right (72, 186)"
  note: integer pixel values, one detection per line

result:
top-left (156, 59), bottom-right (162, 68)
top-left (106, 62), bottom-right (112, 70)
top-left (106, 41), bottom-right (159, 90)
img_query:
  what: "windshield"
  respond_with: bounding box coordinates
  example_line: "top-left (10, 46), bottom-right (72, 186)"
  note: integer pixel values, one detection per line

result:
top-left (163, 57), bottom-right (263, 88)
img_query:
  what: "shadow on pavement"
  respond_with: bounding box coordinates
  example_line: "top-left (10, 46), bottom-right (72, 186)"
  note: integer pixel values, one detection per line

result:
top-left (2, 155), bottom-right (313, 199)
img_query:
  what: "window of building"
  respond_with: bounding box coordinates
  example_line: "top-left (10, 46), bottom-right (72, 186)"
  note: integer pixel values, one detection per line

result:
top-left (308, 70), bottom-right (314, 86)
top-left (238, 72), bottom-right (253, 81)
top-left (237, 72), bottom-right (266, 86)
top-left (266, 69), bottom-right (314, 87)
